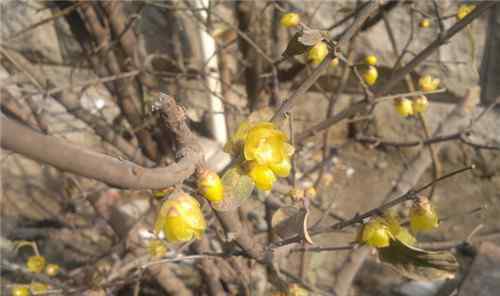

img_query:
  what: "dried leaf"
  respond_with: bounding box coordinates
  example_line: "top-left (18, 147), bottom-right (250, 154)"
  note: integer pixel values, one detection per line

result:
top-left (272, 207), bottom-right (304, 240)
top-left (282, 32), bottom-right (311, 58)
top-left (212, 166), bottom-right (254, 211)
top-left (298, 28), bottom-right (324, 46)
top-left (303, 210), bottom-right (314, 244)
top-left (378, 239), bottom-right (459, 281)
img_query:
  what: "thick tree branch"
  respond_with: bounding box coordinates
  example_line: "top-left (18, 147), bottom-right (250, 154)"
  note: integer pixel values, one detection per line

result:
top-left (1, 95), bottom-right (202, 189)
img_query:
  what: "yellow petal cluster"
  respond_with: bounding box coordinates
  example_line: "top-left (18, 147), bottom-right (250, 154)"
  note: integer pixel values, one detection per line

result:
top-left (394, 98), bottom-right (414, 117)
top-left (26, 256), bottom-right (46, 274)
top-left (307, 41), bottom-right (328, 65)
top-left (227, 121), bottom-right (294, 191)
top-left (410, 196), bottom-right (439, 233)
top-left (197, 169), bottom-right (224, 202)
top-left (457, 4), bottom-right (475, 20)
top-left (361, 65), bottom-right (378, 86)
top-left (155, 193), bottom-right (206, 242)
top-left (412, 95), bottom-right (429, 114)
top-left (280, 12), bottom-right (300, 28)
top-left (418, 75), bottom-right (440, 92)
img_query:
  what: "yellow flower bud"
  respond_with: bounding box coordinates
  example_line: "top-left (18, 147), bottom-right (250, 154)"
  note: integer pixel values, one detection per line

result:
top-left (280, 12), bottom-right (300, 28)
top-left (412, 95), bottom-right (429, 113)
top-left (307, 41), bottom-right (328, 65)
top-left (394, 98), bottom-right (414, 117)
top-left (45, 264), bottom-right (60, 277)
top-left (26, 256), bottom-right (46, 274)
top-left (10, 286), bottom-right (30, 296)
top-left (418, 75), bottom-right (440, 92)
top-left (361, 65), bottom-right (378, 86)
top-left (410, 196), bottom-right (439, 233)
top-left (30, 282), bottom-right (48, 294)
top-left (147, 239), bottom-right (167, 258)
top-left (419, 19), bottom-right (430, 28)
top-left (197, 169), bottom-right (224, 202)
top-left (305, 187), bottom-right (317, 199)
top-left (269, 157), bottom-right (292, 177)
top-left (330, 57), bottom-right (339, 68)
top-left (288, 283), bottom-right (309, 296)
top-left (156, 193), bottom-right (207, 242)
top-left (248, 162), bottom-right (276, 191)
top-left (365, 55), bottom-right (377, 66)
top-left (457, 4), bottom-right (475, 20)
top-left (361, 219), bottom-right (392, 248)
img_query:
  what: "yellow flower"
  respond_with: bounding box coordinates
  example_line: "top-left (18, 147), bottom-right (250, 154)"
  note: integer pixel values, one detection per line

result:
top-left (419, 19), bottom-right (430, 28)
top-left (224, 121), bottom-right (254, 156)
top-left (307, 41), bottom-right (328, 65)
top-left (10, 286), bottom-right (30, 296)
top-left (330, 57), bottom-right (339, 68)
top-left (280, 12), bottom-right (300, 28)
top-left (361, 219), bottom-right (392, 248)
top-left (412, 95), bottom-right (429, 113)
top-left (418, 75), bottom-right (440, 91)
top-left (288, 283), bottom-right (308, 296)
top-left (45, 264), bottom-right (60, 277)
top-left (365, 55), bottom-right (377, 66)
top-left (394, 97), bottom-right (414, 117)
top-left (410, 196), bottom-right (439, 233)
top-left (244, 123), bottom-right (288, 166)
top-left (26, 256), bottom-right (46, 274)
top-left (396, 227), bottom-right (417, 246)
top-left (457, 4), bottom-right (475, 20)
top-left (30, 282), bottom-right (48, 294)
top-left (248, 162), bottom-right (277, 191)
top-left (197, 169), bottom-right (224, 202)
top-left (155, 193), bottom-right (206, 242)
top-left (382, 212), bottom-right (417, 246)
top-left (148, 239), bottom-right (167, 258)
top-left (361, 65), bottom-right (378, 86)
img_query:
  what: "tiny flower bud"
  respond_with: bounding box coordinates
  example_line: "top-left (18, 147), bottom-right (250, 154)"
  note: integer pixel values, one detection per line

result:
top-left (365, 55), bottom-right (377, 66)
top-left (280, 12), bottom-right (300, 28)
top-left (197, 168), bottom-right (224, 202)
top-left (394, 98), bottom-right (414, 117)
top-left (457, 4), bottom-right (475, 20)
top-left (410, 196), bottom-right (439, 233)
top-left (45, 264), bottom-right (60, 277)
top-left (330, 57), bottom-right (339, 68)
top-left (361, 65), bottom-right (378, 86)
top-left (10, 286), bottom-right (30, 296)
top-left (26, 256), bottom-right (46, 274)
top-left (412, 95), bottom-right (429, 113)
top-left (307, 41), bottom-right (328, 65)
top-left (288, 187), bottom-right (305, 201)
top-left (418, 75), bottom-right (440, 92)
top-left (419, 19), bottom-right (430, 28)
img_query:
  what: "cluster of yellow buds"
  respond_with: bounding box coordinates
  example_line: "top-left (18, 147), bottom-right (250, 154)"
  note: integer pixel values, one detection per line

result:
top-left (307, 41), bottom-right (329, 65)
top-left (457, 4), bottom-right (475, 20)
top-left (155, 193), bottom-right (206, 243)
top-left (26, 256), bottom-right (60, 277)
top-left (365, 54), bottom-right (378, 66)
top-left (225, 122), bottom-right (294, 191)
top-left (361, 197), bottom-right (439, 248)
top-left (280, 12), bottom-right (300, 28)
